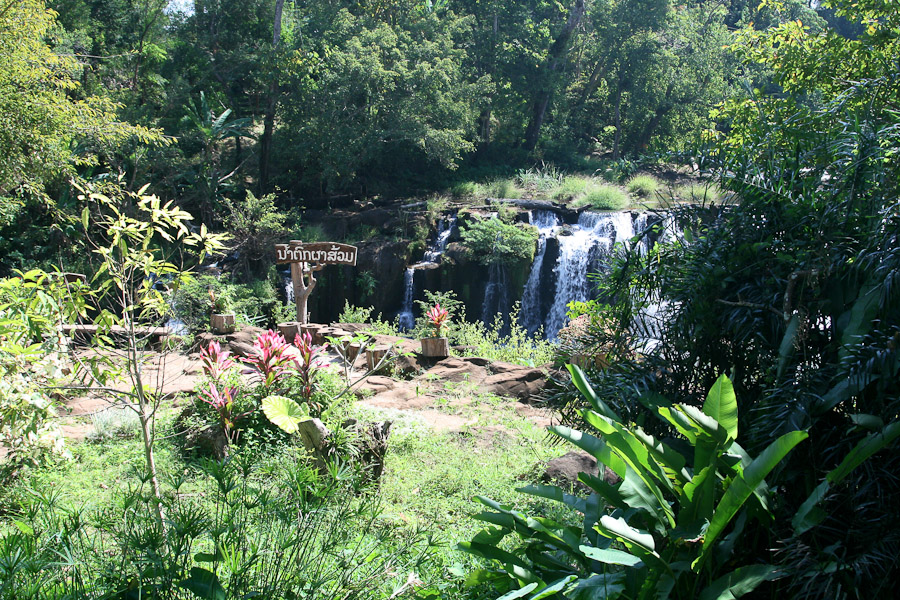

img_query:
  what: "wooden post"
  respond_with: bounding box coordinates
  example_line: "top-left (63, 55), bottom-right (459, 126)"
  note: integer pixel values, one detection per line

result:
top-left (290, 259), bottom-right (316, 325)
top-left (366, 345), bottom-right (391, 373)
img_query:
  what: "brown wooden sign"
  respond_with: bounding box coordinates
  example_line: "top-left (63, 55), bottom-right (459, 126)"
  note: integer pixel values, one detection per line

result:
top-left (275, 242), bottom-right (358, 266)
top-left (276, 240), bottom-right (359, 324)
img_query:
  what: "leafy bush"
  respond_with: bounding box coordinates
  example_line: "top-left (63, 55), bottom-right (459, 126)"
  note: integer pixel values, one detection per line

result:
top-left (574, 184), bottom-right (629, 210)
top-left (460, 217), bottom-right (538, 265)
top-left (461, 369), bottom-right (807, 598)
top-left (516, 164), bottom-right (565, 192)
top-left (625, 174), bottom-right (660, 198)
top-left (0, 451), bottom-right (433, 599)
top-left (223, 191), bottom-right (290, 281)
top-left (171, 275), bottom-right (281, 333)
top-left (454, 305), bottom-right (555, 367)
top-left (553, 176), bottom-right (590, 201)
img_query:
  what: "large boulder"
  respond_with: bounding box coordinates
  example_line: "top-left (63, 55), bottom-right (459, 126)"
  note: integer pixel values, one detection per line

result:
top-left (542, 451), bottom-right (599, 492)
top-left (482, 361), bottom-right (547, 401)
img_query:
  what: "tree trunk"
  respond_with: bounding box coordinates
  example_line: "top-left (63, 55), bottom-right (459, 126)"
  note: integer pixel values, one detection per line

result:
top-left (259, 0), bottom-right (286, 193)
top-left (612, 83), bottom-right (623, 160)
top-left (290, 260), bottom-right (316, 324)
top-left (523, 0), bottom-right (585, 152)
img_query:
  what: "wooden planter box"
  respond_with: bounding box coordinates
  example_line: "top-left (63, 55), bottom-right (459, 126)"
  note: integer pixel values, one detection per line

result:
top-left (277, 321), bottom-right (301, 344)
top-left (366, 345), bottom-right (391, 373)
top-left (420, 337), bottom-right (450, 358)
top-left (210, 313), bottom-right (236, 334)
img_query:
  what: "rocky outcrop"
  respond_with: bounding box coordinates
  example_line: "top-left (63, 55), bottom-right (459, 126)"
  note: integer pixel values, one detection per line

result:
top-left (542, 451), bottom-right (599, 491)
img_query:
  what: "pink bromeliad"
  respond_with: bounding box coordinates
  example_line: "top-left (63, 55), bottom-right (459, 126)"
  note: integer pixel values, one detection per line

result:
top-left (426, 303), bottom-right (450, 337)
top-left (200, 340), bottom-right (235, 382)
top-left (242, 330), bottom-right (297, 390)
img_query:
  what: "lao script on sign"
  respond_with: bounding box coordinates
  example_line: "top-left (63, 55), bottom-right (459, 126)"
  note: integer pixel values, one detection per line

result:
top-left (275, 242), bottom-right (358, 266)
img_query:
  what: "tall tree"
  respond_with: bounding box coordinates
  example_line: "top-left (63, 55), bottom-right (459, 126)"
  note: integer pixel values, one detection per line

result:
top-left (522, 0), bottom-right (584, 151)
top-left (258, 0), bottom-right (284, 193)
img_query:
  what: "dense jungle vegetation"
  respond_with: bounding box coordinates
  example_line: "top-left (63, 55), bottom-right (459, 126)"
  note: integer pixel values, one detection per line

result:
top-left (1, 0), bottom-right (899, 599)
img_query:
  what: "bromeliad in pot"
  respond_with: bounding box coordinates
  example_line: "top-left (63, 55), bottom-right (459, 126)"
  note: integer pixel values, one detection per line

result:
top-left (420, 303), bottom-right (450, 358)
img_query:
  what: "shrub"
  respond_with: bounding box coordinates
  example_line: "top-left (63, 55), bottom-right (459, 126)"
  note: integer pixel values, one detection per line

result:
top-left (552, 175), bottom-right (590, 201)
top-left (516, 164), bottom-right (564, 192)
top-left (171, 275), bottom-right (280, 333)
top-left (450, 180), bottom-right (478, 198)
top-left (461, 370), bottom-right (808, 598)
top-left (574, 183), bottom-right (629, 210)
top-left (486, 178), bottom-right (521, 199)
top-left (626, 174), bottom-right (660, 197)
top-left (460, 217), bottom-right (538, 265)
top-left (0, 451), bottom-right (433, 599)
top-left (672, 181), bottom-right (722, 203)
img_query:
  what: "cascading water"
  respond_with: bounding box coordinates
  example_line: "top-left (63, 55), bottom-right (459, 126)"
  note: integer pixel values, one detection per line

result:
top-left (397, 216), bottom-right (457, 331)
top-left (521, 210), bottom-right (560, 334)
top-left (397, 267), bottom-right (416, 330)
top-left (543, 211), bottom-right (634, 339)
top-left (481, 262), bottom-right (509, 327)
top-left (423, 216), bottom-right (457, 263)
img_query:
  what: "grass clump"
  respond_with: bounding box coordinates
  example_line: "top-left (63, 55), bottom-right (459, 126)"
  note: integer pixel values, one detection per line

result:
top-left (672, 181), bottom-right (723, 203)
top-left (626, 174), bottom-right (660, 197)
top-left (553, 175), bottom-right (590, 201)
top-left (486, 178), bottom-right (522, 199)
top-left (573, 183), bottom-right (629, 210)
top-left (516, 164), bottom-right (564, 192)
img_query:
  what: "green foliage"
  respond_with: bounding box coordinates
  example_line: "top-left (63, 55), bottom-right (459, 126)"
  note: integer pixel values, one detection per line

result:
top-left (0, 450), bottom-right (433, 599)
top-left (563, 1), bottom-right (900, 593)
top-left (222, 191), bottom-right (290, 281)
top-left (625, 175), bottom-right (660, 198)
top-left (461, 371), bottom-right (807, 598)
top-left (172, 276), bottom-right (282, 333)
top-left (552, 176), bottom-right (590, 201)
top-left (0, 1), bottom-right (165, 207)
top-left (460, 218), bottom-right (538, 266)
top-left (261, 394), bottom-right (310, 434)
top-left (573, 184), bottom-right (629, 210)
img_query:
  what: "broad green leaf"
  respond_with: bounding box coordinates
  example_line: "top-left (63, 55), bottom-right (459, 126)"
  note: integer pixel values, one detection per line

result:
top-left (529, 575), bottom-right (578, 599)
top-left (550, 426), bottom-right (627, 478)
top-left (261, 395), bottom-right (309, 434)
top-left (703, 374), bottom-right (738, 440)
top-left (793, 421), bottom-right (900, 534)
top-left (497, 583), bottom-right (539, 600)
top-left (698, 431), bottom-right (807, 567)
top-left (567, 364), bottom-right (620, 421)
top-left (177, 567), bottom-right (226, 600)
top-left (566, 574), bottom-right (626, 600)
top-left (698, 564), bottom-right (780, 600)
top-left (596, 515), bottom-right (655, 551)
top-left (776, 315), bottom-right (800, 381)
top-left (579, 545), bottom-right (643, 567)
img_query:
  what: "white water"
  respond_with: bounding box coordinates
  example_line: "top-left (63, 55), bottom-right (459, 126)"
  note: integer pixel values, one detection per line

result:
top-left (481, 262), bottom-right (509, 326)
top-left (543, 211), bottom-right (634, 339)
top-left (397, 267), bottom-right (416, 331)
top-left (521, 210), bottom-right (560, 334)
top-left (423, 216), bottom-right (457, 264)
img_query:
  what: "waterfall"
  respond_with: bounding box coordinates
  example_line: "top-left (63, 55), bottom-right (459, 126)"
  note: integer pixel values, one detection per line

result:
top-left (423, 216), bottom-right (457, 264)
top-left (481, 263), bottom-right (509, 327)
top-left (521, 210), bottom-right (560, 334)
top-left (397, 268), bottom-right (416, 331)
top-left (543, 211), bottom-right (634, 339)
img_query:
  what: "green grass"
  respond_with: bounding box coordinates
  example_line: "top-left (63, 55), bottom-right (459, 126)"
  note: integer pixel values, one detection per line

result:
top-left (672, 181), bottom-right (723, 203)
top-left (626, 174), bottom-right (660, 198)
top-left (552, 175), bottom-right (590, 201)
top-left (573, 183), bottom-right (629, 210)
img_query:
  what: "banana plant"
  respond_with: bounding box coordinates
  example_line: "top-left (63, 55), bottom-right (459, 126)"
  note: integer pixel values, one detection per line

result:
top-left (460, 366), bottom-right (807, 599)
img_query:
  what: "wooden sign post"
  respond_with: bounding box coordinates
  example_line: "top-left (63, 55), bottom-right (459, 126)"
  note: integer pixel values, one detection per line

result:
top-left (275, 241), bottom-right (358, 324)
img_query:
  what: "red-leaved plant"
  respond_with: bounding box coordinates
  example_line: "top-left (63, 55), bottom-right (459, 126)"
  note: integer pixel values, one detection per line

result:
top-left (200, 340), bottom-right (235, 382)
top-left (426, 303), bottom-right (450, 337)
top-left (242, 330), bottom-right (297, 390)
top-left (198, 383), bottom-right (250, 445)
top-left (292, 332), bottom-right (328, 411)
